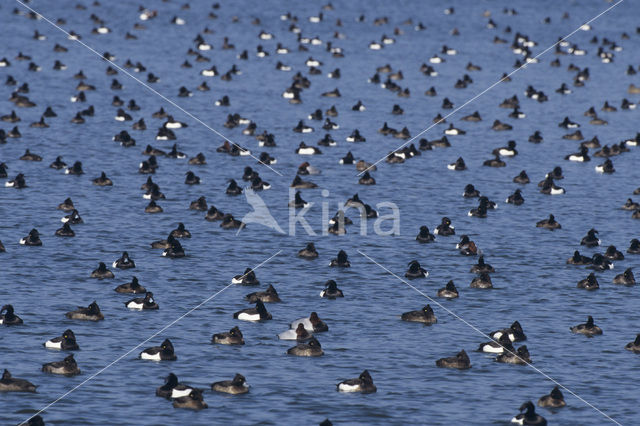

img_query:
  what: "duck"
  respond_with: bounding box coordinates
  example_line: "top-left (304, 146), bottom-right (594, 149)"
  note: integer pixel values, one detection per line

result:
top-left (156, 373), bottom-right (196, 399)
top-left (171, 223), bottom-right (191, 238)
top-left (44, 329), bottom-right (79, 350)
top-left (470, 272), bottom-right (493, 288)
top-left (536, 214), bottom-right (561, 230)
top-left (493, 140), bottom-right (518, 156)
top-left (212, 326), bottom-right (244, 345)
top-left (580, 229), bottom-right (600, 247)
top-left (565, 146), bottom-right (590, 162)
top-left (162, 239), bottom-right (185, 258)
top-left (539, 180), bottom-right (565, 195)
top-left (416, 226), bottom-right (435, 243)
top-left (91, 262), bottom-right (114, 279)
top-left (113, 252), bottom-right (135, 269)
top-left (401, 305), bottom-right (436, 324)
top-left (571, 316), bottom-right (602, 336)
top-left (61, 209), bottom-right (83, 224)
top-left (190, 197), bottom-right (208, 211)
top-left (613, 268), bottom-right (635, 285)
top-left (437, 280), bottom-right (459, 298)
top-left (291, 175), bottom-right (317, 189)
top-left (492, 120), bottom-right (513, 131)
top-left (42, 354), bottom-right (80, 376)
top-left (93, 171), bottom-right (113, 186)
top-left (577, 273), bottom-right (600, 290)
top-left (490, 321), bottom-right (527, 342)
top-left (538, 386), bottom-right (566, 408)
top-left (483, 155), bottom-right (506, 167)
top-left (604, 245), bottom-right (624, 261)
top-left (220, 214), bottom-right (245, 230)
top-left (140, 338), bottom-right (177, 361)
top-left (320, 280), bottom-right (344, 298)
top-left (54, 222), bottom-right (74, 237)
top-left (511, 401), bottom-right (547, 425)
top-left (329, 250), bottom-right (350, 267)
top-left (298, 242), bottom-right (319, 258)
top-left (405, 260), bottom-right (428, 279)
top-left (337, 370), bottom-right (377, 393)
top-left (478, 334), bottom-right (513, 354)
top-left (232, 268), bottom-right (260, 285)
top-left (624, 334), bottom-right (640, 352)
top-left (5, 173), bottom-right (27, 189)
top-left (125, 292), bottom-right (159, 310)
top-left (115, 277), bottom-right (146, 294)
top-left (622, 198), bottom-right (640, 211)
top-left (65, 161), bottom-right (84, 175)
top-left (628, 239), bottom-right (640, 254)
top-left (0, 304), bottom-right (23, 326)
top-left (290, 312), bottom-right (329, 333)
top-left (595, 159), bottom-right (615, 173)
top-left (496, 345), bottom-right (531, 365)
top-left (278, 323), bottom-right (313, 341)
top-left (226, 179), bottom-right (243, 195)
top-left (173, 389), bottom-right (207, 410)
top-left (65, 301), bottom-right (104, 321)
top-left (447, 157), bottom-right (467, 171)
top-left (358, 171), bottom-right (376, 185)
top-left (189, 153), bottom-right (206, 165)
top-left (245, 285), bottom-right (281, 303)
top-left (20, 149), bottom-right (42, 161)
top-left (212, 374), bottom-right (250, 394)
top-left (434, 217), bottom-right (455, 236)
top-left (506, 189), bottom-right (525, 205)
top-left (233, 300), bottom-right (272, 321)
top-left (470, 256), bottom-right (495, 273)
top-left (566, 250), bottom-right (591, 265)
top-left (435, 350), bottom-right (471, 369)
top-left (0, 369), bottom-right (37, 392)
top-left (297, 162), bottom-right (321, 175)
top-left (19, 228), bottom-right (42, 246)
top-left (463, 184), bottom-right (480, 197)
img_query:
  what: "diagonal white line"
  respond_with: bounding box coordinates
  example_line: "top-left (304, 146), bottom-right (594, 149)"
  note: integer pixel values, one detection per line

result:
top-left (359, 0), bottom-right (626, 175)
top-left (15, 0), bottom-right (283, 177)
top-left (357, 250), bottom-right (621, 425)
top-left (21, 250), bottom-right (282, 424)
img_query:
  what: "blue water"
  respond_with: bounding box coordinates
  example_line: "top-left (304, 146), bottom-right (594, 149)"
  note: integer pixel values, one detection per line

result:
top-left (1, 0), bottom-right (639, 424)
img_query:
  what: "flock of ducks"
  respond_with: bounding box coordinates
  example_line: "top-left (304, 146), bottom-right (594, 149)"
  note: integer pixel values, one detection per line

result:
top-left (1, 0), bottom-right (639, 425)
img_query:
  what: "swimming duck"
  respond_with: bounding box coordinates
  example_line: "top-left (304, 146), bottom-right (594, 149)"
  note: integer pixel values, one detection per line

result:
top-left (0, 369), bottom-right (36, 392)
top-left (113, 252), bottom-right (135, 269)
top-left (470, 256), bottom-right (495, 273)
top-left (212, 326), bottom-right (244, 345)
top-left (436, 349), bottom-right (471, 369)
top-left (536, 214), bottom-right (561, 230)
top-left (125, 292), bottom-right (158, 310)
top-left (65, 161), bottom-right (84, 175)
top-left (92, 171), bottom-right (113, 186)
top-left (0, 304), bottom-right (23, 326)
top-left (437, 280), bottom-right (459, 298)
top-left (298, 242), bottom-right (319, 258)
top-left (565, 146), bottom-right (590, 162)
top-left (220, 214), bottom-right (245, 230)
top-left (170, 223), bottom-right (191, 238)
top-left (463, 184), bottom-right (480, 197)
top-left (538, 386), bottom-right (566, 408)
top-left (189, 153), bottom-right (206, 165)
top-left (447, 157), bottom-right (467, 171)
top-left (329, 250), bottom-right (350, 267)
top-left (19, 149), bottom-right (42, 162)
top-left (290, 312), bottom-right (329, 333)
top-left (233, 300), bottom-right (272, 321)
top-left (19, 228), bottom-right (42, 246)
top-left (65, 301), bottom-right (104, 321)
top-left (337, 370), bottom-right (377, 393)
top-left (232, 268), bottom-right (260, 285)
top-left (140, 338), bottom-right (177, 361)
top-left (115, 276), bottom-right (146, 294)
top-left (604, 245), bottom-right (624, 261)
top-left (497, 345), bottom-right (531, 365)
top-left (42, 354), bottom-right (80, 376)
top-left (401, 305), bottom-right (436, 324)
top-left (539, 180), bottom-right (565, 195)
top-left (566, 250), bottom-right (591, 265)
top-left (50, 156), bottom-right (67, 170)
top-left (61, 209), bottom-right (83, 224)
top-left (457, 235), bottom-right (478, 256)
top-left (511, 401), bottom-right (547, 425)
top-left (245, 284), bottom-right (281, 303)
top-left (628, 239), bottom-right (640, 254)
top-left (156, 373), bottom-right (196, 399)
top-left (405, 260), bottom-right (428, 279)
top-left (577, 273), bottom-right (600, 290)
top-left (434, 217), bottom-right (455, 236)
top-left (91, 262), bottom-right (114, 279)
top-left (288, 337), bottom-right (324, 356)
top-left (483, 155), bottom-right (506, 167)
top-left (478, 334), bottom-right (513, 354)
top-left (145, 200), bottom-right (163, 213)
top-left (470, 272), bottom-right (493, 289)
top-left (278, 323), bottom-right (313, 341)
top-left (493, 140), bottom-right (518, 156)
top-left (506, 189), bottom-right (525, 205)
top-left (571, 316), bottom-right (602, 336)
top-left (190, 196), bottom-right (208, 211)
top-left (580, 229), bottom-right (600, 247)
top-left (613, 268), bottom-right (635, 285)
top-left (622, 199), bottom-right (640, 211)
top-left (320, 280), bottom-right (344, 298)
top-left (44, 329), bottom-right (79, 350)
top-left (173, 389), bottom-right (207, 410)
top-left (6, 173), bottom-right (27, 189)
top-left (624, 334), bottom-right (640, 352)
top-left (212, 374), bottom-right (250, 394)
top-left (490, 321), bottom-right (527, 342)
top-left (416, 226), bottom-right (435, 243)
